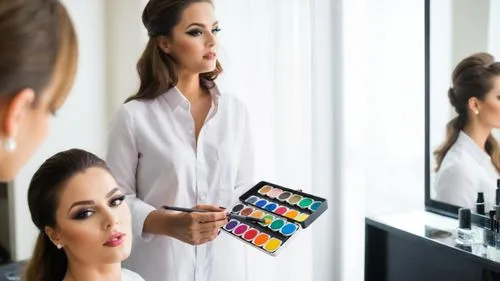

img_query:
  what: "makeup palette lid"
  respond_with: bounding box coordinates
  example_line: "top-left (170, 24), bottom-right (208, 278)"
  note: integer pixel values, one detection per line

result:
top-left (239, 181), bottom-right (328, 228)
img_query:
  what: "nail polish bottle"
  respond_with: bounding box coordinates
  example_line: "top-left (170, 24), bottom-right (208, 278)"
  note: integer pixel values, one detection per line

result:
top-left (485, 210), bottom-right (496, 258)
top-left (496, 179), bottom-right (500, 206)
top-left (494, 206), bottom-right (500, 260)
top-left (476, 192), bottom-right (485, 215)
top-left (456, 208), bottom-right (474, 249)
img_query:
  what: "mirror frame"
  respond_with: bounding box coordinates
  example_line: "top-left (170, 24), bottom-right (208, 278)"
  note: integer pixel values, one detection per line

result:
top-left (424, 0), bottom-right (460, 219)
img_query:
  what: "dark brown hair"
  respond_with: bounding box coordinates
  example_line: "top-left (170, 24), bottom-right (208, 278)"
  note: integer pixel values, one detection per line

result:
top-left (126, 0), bottom-right (222, 103)
top-left (24, 149), bottom-right (110, 281)
top-left (434, 52), bottom-right (500, 172)
top-left (0, 0), bottom-right (78, 106)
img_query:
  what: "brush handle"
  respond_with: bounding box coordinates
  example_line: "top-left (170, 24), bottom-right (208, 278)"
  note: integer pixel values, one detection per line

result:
top-left (162, 206), bottom-right (210, 213)
top-left (161, 206), bottom-right (265, 223)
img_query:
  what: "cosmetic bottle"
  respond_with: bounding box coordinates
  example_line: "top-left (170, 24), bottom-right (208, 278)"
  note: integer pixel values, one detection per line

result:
top-left (496, 179), bottom-right (500, 206)
top-left (456, 208), bottom-right (474, 250)
top-left (476, 192), bottom-right (485, 215)
top-left (494, 206), bottom-right (500, 261)
top-left (484, 210), bottom-right (496, 258)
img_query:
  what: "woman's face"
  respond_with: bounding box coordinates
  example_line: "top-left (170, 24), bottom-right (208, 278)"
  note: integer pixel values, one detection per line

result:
top-left (161, 2), bottom-right (220, 75)
top-left (47, 167), bottom-right (132, 265)
top-left (0, 81), bottom-right (65, 181)
top-left (475, 75), bottom-right (500, 129)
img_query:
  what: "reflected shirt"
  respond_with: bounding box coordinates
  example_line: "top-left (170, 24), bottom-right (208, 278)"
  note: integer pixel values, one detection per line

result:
top-left (434, 131), bottom-right (499, 210)
top-left (106, 85), bottom-right (255, 281)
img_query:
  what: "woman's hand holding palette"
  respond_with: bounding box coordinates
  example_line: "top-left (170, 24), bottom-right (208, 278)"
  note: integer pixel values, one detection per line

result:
top-left (221, 181), bottom-right (328, 256)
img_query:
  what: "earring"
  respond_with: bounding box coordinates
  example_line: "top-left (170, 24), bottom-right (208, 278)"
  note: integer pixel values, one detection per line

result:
top-left (3, 137), bottom-right (16, 152)
top-left (475, 110), bottom-right (479, 116)
top-left (56, 244), bottom-right (62, 249)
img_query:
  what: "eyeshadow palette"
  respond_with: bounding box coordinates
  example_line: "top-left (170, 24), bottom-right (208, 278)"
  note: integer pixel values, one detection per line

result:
top-left (221, 181), bottom-right (328, 256)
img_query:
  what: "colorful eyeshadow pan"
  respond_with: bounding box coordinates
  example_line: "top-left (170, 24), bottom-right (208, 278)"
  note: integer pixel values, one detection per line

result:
top-left (280, 223), bottom-right (299, 236)
top-left (232, 204), bottom-right (245, 213)
top-left (253, 233), bottom-right (270, 246)
top-left (224, 219), bottom-right (239, 231)
top-left (260, 214), bottom-right (274, 226)
top-left (233, 224), bottom-right (249, 236)
top-left (240, 207), bottom-right (254, 216)
top-left (298, 197), bottom-right (314, 208)
top-left (284, 210), bottom-right (299, 219)
top-left (250, 210), bottom-right (265, 219)
top-left (295, 213), bottom-right (309, 222)
top-left (245, 196), bottom-right (259, 204)
top-left (243, 228), bottom-right (259, 241)
top-left (270, 219), bottom-right (285, 231)
top-left (288, 194), bottom-right (302, 205)
top-left (258, 185), bottom-right (272, 194)
top-left (274, 206), bottom-right (288, 215)
top-left (264, 202), bottom-right (278, 212)
top-left (309, 201), bottom-right (322, 212)
top-left (267, 188), bottom-right (283, 199)
top-left (264, 238), bottom-right (282, 252)
top-left (277, 191), bottom-right (292, 201)
top-left (255, 199), bottom-right (268, 208)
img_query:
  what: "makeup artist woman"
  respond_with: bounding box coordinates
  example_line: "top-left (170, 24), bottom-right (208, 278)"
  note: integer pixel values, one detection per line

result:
top-left (0, 0), bottom-right (77, 182)
top-left (434, 52), bottom-right (500, 210)
top-left (106, 1), bottom-right (255, 281)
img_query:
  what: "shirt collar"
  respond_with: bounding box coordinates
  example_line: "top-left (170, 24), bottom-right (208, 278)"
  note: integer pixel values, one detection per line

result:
top-left (163, 82), bottom-right (221, 111)
top-left (456, 131), bottom-right (492, 166)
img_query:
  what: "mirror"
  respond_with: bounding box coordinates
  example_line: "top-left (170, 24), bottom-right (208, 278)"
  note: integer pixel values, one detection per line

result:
top-left (425, 0), bottom-right (500, 218)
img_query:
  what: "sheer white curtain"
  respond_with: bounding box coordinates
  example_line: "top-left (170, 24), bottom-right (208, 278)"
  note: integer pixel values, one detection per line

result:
top-left (215, 1), bottom-right (314, 280)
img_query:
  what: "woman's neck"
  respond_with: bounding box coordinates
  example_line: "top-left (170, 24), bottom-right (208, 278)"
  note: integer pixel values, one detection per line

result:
top-left (176, 72), bottom-right (207, 103)
top-left (463, 122), bottom-right (491, 151)
top-left (64, 260), bottom-right (121, 281)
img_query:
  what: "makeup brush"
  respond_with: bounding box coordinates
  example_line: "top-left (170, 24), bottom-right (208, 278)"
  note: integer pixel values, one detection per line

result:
top-left (161, 205), bottom-right (270, 224)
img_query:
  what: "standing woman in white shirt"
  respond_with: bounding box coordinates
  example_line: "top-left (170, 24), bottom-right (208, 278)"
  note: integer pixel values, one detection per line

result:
top-left (106, 0), bottom-right (255, 281)
top-left (434, 52), bottom-right (500, 209)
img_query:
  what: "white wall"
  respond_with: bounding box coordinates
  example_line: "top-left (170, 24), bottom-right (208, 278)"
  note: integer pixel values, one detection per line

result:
top-left (104, 0), bottom-right (147, 115)
top-left (11, 0), bottom-right (107, 260)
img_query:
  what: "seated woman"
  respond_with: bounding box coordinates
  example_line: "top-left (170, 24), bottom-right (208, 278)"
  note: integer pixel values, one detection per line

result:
top-left (434, 52), bottom-right (500, 210)
top-left (23, 149), bottom-right (144, 281)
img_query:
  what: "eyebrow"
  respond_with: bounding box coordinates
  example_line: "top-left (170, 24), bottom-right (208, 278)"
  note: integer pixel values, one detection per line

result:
top-left (186, 21), bottom-right (219, 29)
top-left (67, 187), bottom-right (121, 214)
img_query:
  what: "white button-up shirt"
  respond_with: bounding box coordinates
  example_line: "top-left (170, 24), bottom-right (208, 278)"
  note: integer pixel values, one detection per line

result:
top-left (434, 131), bottom-right (499, 210)
top-left (106, 85), bottom-right (255, 281)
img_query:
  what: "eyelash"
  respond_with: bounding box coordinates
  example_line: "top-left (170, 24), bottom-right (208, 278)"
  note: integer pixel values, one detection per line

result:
top-left (187, 27), bottom-right (221, 36)
top-left (72, 195), bottom-right (126, 220)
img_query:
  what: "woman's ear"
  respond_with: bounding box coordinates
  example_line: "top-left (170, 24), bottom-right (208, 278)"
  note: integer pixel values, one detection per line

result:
top-left (45, 226), bottom-right (64, 249)
top-left (467, 97), bottom-right (480, 115)
top-left (1, 88), bottom-right (35, 138)
top-left (156, 36), bottom-right (171, 54)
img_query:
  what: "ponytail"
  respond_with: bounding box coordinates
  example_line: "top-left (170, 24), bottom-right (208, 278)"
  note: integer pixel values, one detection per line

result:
top-left (433, 115), bottom-right (466, 171)
top-left (23, 232), bottom-right (67, 281)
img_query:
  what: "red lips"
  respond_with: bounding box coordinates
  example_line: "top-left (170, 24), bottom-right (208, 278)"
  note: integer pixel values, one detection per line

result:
top-left (103, 232), bottom-right (125, 247)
